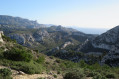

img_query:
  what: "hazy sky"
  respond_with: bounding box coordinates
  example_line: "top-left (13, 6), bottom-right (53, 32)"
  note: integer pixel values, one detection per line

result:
top-left (0, 0), bottom-right (119, 28)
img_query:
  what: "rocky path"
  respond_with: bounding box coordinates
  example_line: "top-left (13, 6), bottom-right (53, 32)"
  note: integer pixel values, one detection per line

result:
top-left (0, 65), bottom-right (63, 79)
top-left (13, 74), bottom-right (53, 79)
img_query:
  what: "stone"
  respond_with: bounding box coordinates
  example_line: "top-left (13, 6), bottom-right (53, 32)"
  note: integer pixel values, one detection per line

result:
top-left (18, 71), bottom-right (25, 75)
top-left (0, 31), bottom-right (4, 42)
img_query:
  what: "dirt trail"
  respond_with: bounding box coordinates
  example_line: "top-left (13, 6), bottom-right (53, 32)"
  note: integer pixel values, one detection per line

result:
top-left (13, 74), bottom-right (53, 79)
top-left (0, 65), bottom-right (63, 79)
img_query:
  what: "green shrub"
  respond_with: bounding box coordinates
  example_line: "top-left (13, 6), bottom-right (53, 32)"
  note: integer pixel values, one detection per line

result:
top-left (93, 74), bottom-right (107, 79)
top-left (59, 63), bottom-right (66, 70)
top-left (0, 68), bottom-right (12, 79)
top-left (36, 56), bottom-right (45, 64)
top-left (84, 69), bottom-right (91, 76)
top-left (57, 71), bottom-right (61, 74)
top-left (0, 59), bottom-right (45, 74)
top-left (3, 48), bottom-right (32, 62)
top-left (106, 73), bottom-right (117, 78)
top-left (49, 56), bottom-right (54, 59)
top-left (55, 59), bottom-right (61, 63)
top-left (64, 61), bottom-right (76, 68)
top-left (0, 49), bottom-right (4, 58)
top-left (45, 62), bottom-right (49, 64)
top-left (2, 35), bottom-right (16, 43)
top-left (87, 72), bottom-right (99, 77)
top-left (53, 74), bottom-right (57, 78)
top-left (37, 78), bottom-right (45, 79)
top-left (64, 70), bottom-right (86, 79)
top-left (14, 61), bottom-right (44, 74)
top-left (79, 60), bottom-right (87, 68)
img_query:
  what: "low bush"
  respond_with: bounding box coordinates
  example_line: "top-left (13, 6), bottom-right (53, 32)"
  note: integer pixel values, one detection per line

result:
top-left (37, 78), bottom-right (45, 79)
top-left (10, 61), bottom-right (44, 74)
top-left (0, 59), bottom-right (45, 74)
top-left (53, 74), bottom-right (57, 78)
top-left (64, 69), bottom-right (86, 79)
top-left (3, 48), bottom-right (32, 62)
top-left (87, 71), bottom-right (99, 77)
top-left (57, 71), bottom-right (61, 74)
top-left (55, 59), bottom-right (61, 63)
top-left (20, 62), bottom-right (43, 74)
top-left (36, 56), bottom-right (45, 64)
top-left (2, 35), bottom-right (16, 43)
top-left (49, 56), bottom-right (54, 59)
top-left (106, 73), bottom-right (117, 78)
top-left (45, 62), bottom-right (50, 64)
top-left (0, 68), bottom-right (12, 79)
top-left (93, 74), bottom-right (107, 79)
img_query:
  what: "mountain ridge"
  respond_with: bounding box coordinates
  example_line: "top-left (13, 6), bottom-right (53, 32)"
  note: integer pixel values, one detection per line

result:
top-left (80, 25), bottom-right (119, 66)
top-left (0, 15), bottom-right (119, 67)
top-left (0, 15), bottom-right (46, 28)
top-left (0, 15), bottom-right (96, 53)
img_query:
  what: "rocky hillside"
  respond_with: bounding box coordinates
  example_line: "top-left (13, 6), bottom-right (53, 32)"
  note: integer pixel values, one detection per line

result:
top-left (0, 15), bottom-right (119, 79)
top-left (0, 34), bottom-right (119, 79)
top-left (0, 32), bottom-right (65, 79)
top-left (80, 25), bottom-right (119, 66)
top-left (0, 15), bottom-right (46, 28)
top-left (0, 15), bottom-right (96, 54)
top-left (2, 15), bottom-right (119, 67)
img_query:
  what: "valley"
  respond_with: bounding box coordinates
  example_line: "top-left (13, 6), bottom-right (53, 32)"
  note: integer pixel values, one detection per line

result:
top-left (0, 15), bottom-right (119, 79)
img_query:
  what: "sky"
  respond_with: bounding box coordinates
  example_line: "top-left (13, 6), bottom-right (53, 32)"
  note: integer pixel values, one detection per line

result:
top-left (0, 0), bottom-right (119, 29)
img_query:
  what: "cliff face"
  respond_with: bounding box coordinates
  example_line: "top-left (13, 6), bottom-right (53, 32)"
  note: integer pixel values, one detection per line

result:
top-left (93, 26), bottom-right (119, 66)
top-left (92, 26), bottom-right (119, 50)
top-left (7, 27), bottom-right (95, 52)
top-left (0, 15), bottom-right (97, 54)
top-left (80, 26), bottom-right (119, 66)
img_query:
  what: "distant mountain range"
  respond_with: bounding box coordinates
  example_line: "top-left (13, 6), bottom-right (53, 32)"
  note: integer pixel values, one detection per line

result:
top-left (0, 15), bottom-right (108, 34)
top-left (0, 15), bottom-right (96, 53)
top-left (0, 15), bottom-right (119, 66)
top-left (0, 15), bottom-right (46, 28)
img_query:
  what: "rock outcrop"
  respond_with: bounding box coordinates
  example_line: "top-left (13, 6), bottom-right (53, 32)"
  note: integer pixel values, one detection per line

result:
top-left (0, 31), bottom-right (4, 42)
top-left (61, 41), bottom-right (73, 49)
top-left (80, 25), bottom-right (119, 66)
top-left (5, 25), bottom-right (96, 53)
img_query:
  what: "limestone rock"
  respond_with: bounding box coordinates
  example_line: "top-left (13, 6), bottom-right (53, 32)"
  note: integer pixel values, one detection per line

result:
top-left (0, 31), bottom-right (4, 42)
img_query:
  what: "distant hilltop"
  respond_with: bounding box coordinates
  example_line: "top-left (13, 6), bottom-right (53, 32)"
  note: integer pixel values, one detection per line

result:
top-left (0, 15), bottom-right (46, 28)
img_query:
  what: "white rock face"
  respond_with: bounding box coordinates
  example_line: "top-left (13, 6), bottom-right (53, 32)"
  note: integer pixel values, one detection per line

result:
top-left (8, 30), bottom-right (50, 47)
top-left (90, 26), bottom-right (119, 66)
top-left (92, 26), bottom-right (119, 50)
top-left (0, 31), bottom-right (4, 42)
top-left (61, 41), bottom-right (73, 49)
top-left (9, 34), bottom-right (25, 45)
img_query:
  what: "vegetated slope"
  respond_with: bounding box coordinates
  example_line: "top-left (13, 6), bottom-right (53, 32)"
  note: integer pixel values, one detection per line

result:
top-left (0, 35), bottom-right (119, 79)
top-left (80, 25), bottom-right (119, 66)
top-left (0, 21), bottom-right (119, 79)
top-left (1, 15), bottom-right (119, 67)
top-left (0, 34), bottom-right (64, 79)
top-left (0, 15), bottom-right (97, 55)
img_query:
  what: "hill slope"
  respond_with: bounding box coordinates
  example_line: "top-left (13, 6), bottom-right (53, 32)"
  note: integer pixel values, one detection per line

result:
top-left (0, 34), bottom-right (119, 79)
top-left (0, 15), bottom-right (46, 28)
top-left (80, 25), bottom-right (119, 66)
top-left (0, 15), bottom-right (96, 57)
